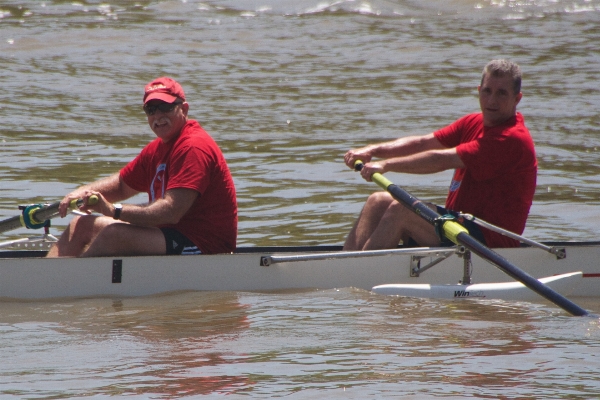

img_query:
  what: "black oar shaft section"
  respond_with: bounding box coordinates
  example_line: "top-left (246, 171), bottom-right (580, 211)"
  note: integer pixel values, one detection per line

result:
top-left (456, 232), bottom-right (589, 316)
top-left (386, 183), bottom-right (439, 225)
top-left (355, 161), bottom-right (589, 316)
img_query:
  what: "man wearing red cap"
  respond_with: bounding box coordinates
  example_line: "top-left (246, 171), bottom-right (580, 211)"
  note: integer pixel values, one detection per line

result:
top-left (46, 77), bottom-right (237, 257)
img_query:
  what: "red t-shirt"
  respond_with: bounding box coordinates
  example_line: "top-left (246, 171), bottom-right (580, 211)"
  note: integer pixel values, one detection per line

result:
top-left (434, 113), bottom-right (537, 248)
top-left (120, 120), bottom-right (237, 254)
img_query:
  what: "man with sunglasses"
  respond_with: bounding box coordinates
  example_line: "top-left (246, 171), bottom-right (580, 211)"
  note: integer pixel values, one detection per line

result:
top-left (343, 59), bottom-right (537, 250)
top-left (47, 77), bottom-right (237, 257)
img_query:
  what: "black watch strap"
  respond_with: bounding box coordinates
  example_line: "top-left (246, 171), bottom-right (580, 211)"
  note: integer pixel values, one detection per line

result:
top-left (113, 203), bottom-right (123, 220)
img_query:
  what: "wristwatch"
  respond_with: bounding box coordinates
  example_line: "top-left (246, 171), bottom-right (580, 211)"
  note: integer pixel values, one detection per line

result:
top-left (113, 203), bottom-right (123, 220)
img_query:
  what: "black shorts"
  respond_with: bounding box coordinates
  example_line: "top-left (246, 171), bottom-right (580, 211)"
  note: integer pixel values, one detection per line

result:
top-left (160, 228), bottom-right (202, 255)
top-left (436, 206), bottom-right (487, 246)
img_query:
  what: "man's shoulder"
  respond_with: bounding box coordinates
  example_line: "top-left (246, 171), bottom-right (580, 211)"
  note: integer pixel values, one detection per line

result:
top-left (177, 120), bottom-right (214, 145)
top-left (435, 113), bottom-right (482, 141)
top-left (181, 119), bottom-right (207, 136)
top-left (172, 121), bottom-right (224, 163)
top-left (458, 113), bottom-right (483, 125)
top-left (502, 113), bottom-right (532, 138)
top-left (442, 113), bottom-right (482, 132)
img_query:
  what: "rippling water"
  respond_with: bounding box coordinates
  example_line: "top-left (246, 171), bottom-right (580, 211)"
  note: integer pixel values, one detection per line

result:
top-left (1, 0), bottom-right (600, 397)
top-left (2, 291), bottom-right (600, 398)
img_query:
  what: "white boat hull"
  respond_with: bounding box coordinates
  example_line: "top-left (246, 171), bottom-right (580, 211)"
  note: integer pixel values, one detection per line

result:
top-left (0, 242), bottom-right (599, 300)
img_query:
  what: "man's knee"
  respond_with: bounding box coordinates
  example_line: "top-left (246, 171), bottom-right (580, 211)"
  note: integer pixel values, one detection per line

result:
top-left (366, 191), bottom-right (394, 208)
top-left (70, 214), bottom-right (93, 230)
top-left (65, 215), bottom-right (101, 243)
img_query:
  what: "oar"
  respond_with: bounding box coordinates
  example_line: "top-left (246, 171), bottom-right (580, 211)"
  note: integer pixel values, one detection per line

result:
top-left (0, 196), bottom-right (98, 235)
top-left (354, 161), bottom-right (589, 317)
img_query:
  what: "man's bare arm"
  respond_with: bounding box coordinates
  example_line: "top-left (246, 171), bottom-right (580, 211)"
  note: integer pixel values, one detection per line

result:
top-left (108, 188), bottom-right (199, 227)
top-left (58, 173), bottom-right (139, 217)
top-left (344, 133), bottom-right (445, 168)
top-left (359, 148), bottom-right (465, 181)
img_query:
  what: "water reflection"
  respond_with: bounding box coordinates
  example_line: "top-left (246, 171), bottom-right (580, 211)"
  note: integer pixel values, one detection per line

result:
top-left (0, 292), bottom-right (252, 396)
top-left (1, 288), bottom-right (598, 396)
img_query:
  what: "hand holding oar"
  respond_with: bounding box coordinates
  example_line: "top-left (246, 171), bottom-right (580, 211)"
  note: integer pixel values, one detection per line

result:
top-left (354, 161), bottom-right (590, 317)
top-left (0, 195), bottom-right (98, 235)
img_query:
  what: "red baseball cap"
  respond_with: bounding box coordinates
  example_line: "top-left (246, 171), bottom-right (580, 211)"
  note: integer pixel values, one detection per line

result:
top-left (143, 77), bottom-right (186, 104)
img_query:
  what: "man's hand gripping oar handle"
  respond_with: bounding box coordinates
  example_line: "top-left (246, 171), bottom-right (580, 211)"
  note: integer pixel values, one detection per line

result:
top-left (21, 195), bottom-right (99, 230)
top-left (353, 160), bottom-right (590, 317)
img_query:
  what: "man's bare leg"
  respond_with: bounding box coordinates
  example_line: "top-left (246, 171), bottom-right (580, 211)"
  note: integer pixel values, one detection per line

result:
top-left (344, 192), bottom-right (396, 250)
top-left (344, 192), bottom-right (441, 251)
top-left (362, 200), bottom-right (440, 250)
top-left (46, 215), bottom-right (120, 257)
top-left (46, 215), bottom-right (167, 257)
top-left (81, 223), bottom-right (166, 257)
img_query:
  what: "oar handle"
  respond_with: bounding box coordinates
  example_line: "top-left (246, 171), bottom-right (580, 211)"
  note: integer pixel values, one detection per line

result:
top-left (354, 160), bottom-right (394, 192)
top-left (68, 195), bottom-right (99, 210)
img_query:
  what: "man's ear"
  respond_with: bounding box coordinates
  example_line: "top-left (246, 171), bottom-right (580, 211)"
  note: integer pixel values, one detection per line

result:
top-left (515, 92), bottom-right (523, 106)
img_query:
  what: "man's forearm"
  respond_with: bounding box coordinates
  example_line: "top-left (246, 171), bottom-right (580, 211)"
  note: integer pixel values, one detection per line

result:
top-left (370, 134), bottom-right (440, 159)
top-left (382, 149), bottom-right (464, 174)
top-left (77, 173), bottom-right (136, 203)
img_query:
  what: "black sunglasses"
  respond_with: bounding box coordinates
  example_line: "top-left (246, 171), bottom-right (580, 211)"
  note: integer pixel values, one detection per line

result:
top-left (143, 101), bottom-right (183, 116)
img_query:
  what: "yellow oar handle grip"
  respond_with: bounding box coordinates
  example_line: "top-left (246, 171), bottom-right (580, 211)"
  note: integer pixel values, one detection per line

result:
top-left (68, 195), bottom-right (99, 209)
top-left (353, 160), bottom-right (392, 191)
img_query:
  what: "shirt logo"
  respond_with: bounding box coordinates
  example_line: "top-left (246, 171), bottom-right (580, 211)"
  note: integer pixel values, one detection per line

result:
top-left (449, 179), bottom-right (461, 192)
top-left (150, 163), bottom-right (167, 202)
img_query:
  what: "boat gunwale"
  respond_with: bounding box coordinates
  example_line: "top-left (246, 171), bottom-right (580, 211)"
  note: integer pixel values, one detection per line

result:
top-left (2, 240), bottom-right (600, 260)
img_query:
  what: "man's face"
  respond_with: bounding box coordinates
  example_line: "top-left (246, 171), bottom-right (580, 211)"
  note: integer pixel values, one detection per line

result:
top-left (478, 74), bottom-right (522, 127)
top-left (144, 100), bottom-right (189, 142)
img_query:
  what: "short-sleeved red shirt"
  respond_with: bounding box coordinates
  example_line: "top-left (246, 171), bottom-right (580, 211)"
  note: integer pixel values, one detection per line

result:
top-left (120, 120), bottom-right (237, 254)
top-left (434, 113), bottom-right (537, 248)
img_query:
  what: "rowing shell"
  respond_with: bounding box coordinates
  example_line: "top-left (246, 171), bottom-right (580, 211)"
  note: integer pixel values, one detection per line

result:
top-left (0, 242), bottom-right (599, 302)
